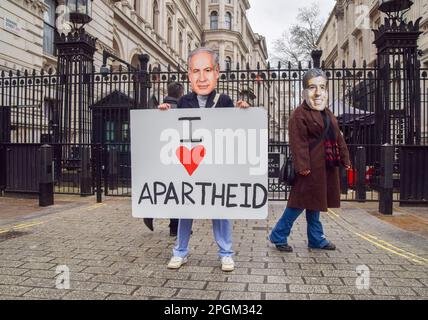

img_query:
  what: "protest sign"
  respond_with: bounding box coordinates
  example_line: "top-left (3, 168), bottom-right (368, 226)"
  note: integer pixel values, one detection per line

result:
top-left (131, 108), bottom-right (268, 219)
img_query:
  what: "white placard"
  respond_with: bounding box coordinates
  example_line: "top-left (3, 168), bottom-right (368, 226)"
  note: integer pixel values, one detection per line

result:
top-left (131, 108), bottom-right (268, 219)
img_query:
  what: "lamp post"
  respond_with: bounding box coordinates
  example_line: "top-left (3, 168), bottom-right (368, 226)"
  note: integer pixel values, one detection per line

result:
top-left (374, 0), bottom-right (422, 146)
top-left (66, 0), bottom-right (93, 27)
top-left (378, 0), bottom-right (413, 23)
top-left (55, 0), bottom-right (96, 196)
top-left (374, 0), bottom-right (422, 214)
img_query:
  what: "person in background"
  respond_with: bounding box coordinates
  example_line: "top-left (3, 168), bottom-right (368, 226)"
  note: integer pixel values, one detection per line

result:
top-left (143, 81), bottom-right (185, 237)
top-left (163, 81), bottom-right (184, 109)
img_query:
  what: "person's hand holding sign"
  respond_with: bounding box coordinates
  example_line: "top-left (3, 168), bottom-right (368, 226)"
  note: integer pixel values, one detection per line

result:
top-left (236, 100), bottom-right (250, 109)
top-left (158, 103), bottom-right (171, 110)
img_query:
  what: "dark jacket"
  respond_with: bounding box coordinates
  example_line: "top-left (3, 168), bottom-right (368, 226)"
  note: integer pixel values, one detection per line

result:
top-left (177, 90), bottom-right (234, 109)
top-left (163, 96), bottom-right (179, 108)
top-left (287, 102), bottom-right (351, 212)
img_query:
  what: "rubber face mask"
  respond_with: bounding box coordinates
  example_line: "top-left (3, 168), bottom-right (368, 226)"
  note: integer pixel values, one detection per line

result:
top-left (188, 51), bottom-right (220, 96)
top-left (303, 76), bottom-right (328, 111)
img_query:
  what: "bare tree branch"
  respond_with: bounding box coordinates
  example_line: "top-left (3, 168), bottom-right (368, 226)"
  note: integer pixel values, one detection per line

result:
top-left (271, 2), bottom-right (324, 67)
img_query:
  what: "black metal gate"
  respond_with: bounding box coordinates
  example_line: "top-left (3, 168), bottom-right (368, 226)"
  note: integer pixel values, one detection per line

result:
top-left (92, 90), bottom-right (132, 196)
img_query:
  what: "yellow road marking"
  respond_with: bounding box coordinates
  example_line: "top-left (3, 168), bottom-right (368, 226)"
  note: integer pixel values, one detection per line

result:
top-left (363, 233), bottom-right (428, 263)
top-left (328, 209), bottom-right (340, 218)
top-left (326, 209), bottom-right (427, 265)
top-left (335, 213), bottom-right (428, 262)
top-left (326, 211), bottom-right (336, 220)
top-left (86, 203), bottom-right (106, 211)
top-left (0, 221), bottom-right (45, 235)
top-left (354, 231), bottom-right (426, 265)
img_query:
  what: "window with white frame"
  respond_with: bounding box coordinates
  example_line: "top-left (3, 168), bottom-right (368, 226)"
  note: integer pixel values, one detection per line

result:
top-left (225, 12), bottom-right (232, 30)
top-left (43, 0), bottom-right (57, 56)
top-left (210, 11), bottom-right (218, 29)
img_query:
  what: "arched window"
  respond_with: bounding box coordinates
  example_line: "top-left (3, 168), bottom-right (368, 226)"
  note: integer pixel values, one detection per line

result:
top-left (167, 18), bottom-right (172, 46)
top-left (112, 39), bottom-right (120, 58)
top-left (210, 11), bottom-right (218, 30)
top-left (131, 54), bottom-right (140, 70)
top-left (225, 12), bottom-right (232, 30)
top-left (225, 56), bottom-right (232, 69)
top-left (111, 38), bottom-right (122, 72)
top-left (152, 0), bottom-right (159, 32)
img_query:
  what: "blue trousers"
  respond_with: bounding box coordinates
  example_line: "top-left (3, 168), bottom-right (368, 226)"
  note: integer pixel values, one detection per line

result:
top-left (173, 219), bottom-right (234, 258)
top-left (269, 207), bottom-right (329, 248)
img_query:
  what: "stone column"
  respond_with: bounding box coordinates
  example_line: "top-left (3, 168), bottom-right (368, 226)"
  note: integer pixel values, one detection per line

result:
top-left (219, 42), bottom-right (225, 70)
top-left (141, 0), bottom-right (149, 21)
top-left (362, 28), bottom-right (371, 63)
top-left (233, 45), bottom-right (238, 69)
top-left (173, 14), bottom-right (178, 53)
top-left (335, 3), bottom-right (345, 65)
top-left (159, 0), bottom-right (165, 37)
top-left (219, 0), bottom-right (225, 29)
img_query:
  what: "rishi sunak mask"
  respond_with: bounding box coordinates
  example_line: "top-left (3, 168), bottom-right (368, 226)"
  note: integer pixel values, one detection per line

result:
top-left (303, 76), bottom-right (328, 111)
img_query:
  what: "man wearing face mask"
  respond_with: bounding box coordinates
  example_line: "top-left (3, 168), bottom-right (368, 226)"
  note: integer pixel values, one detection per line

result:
top-left (269, 69), bottom-right (351, 252)
top-left (159, 47), bottom-right (249, 271)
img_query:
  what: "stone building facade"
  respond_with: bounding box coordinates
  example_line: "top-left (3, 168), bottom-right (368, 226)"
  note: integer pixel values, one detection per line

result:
top-left (0, 0), bottom-right (268, 73)
top-left (317, 0), bottom-right (428, 68)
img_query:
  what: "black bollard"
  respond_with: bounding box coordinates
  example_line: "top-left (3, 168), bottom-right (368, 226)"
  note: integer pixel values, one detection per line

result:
top-left (95, 145), bottom-right (102, 203)
top-left (356, 146), bottom-right (366, 202)
top-left (80, 145), bottom-right (92, 196)
top-left (0, 144), bottom-right (6, 195)
top-left (39, 144), bottom-right (54, 207)
top-left (340, 165), bottom-right (348, 195)
top-left (379, 144), bottom-right (393, 215)
top-left (108, 147), bottom-right (119, 190)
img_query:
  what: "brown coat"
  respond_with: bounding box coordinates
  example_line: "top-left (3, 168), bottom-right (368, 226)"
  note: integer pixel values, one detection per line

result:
top-left (287, 103), bottom-right (351, 212)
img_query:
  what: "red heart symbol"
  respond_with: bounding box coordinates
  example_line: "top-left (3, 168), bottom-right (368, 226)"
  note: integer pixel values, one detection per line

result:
top-left (176, 145), bottom-right (206, 176)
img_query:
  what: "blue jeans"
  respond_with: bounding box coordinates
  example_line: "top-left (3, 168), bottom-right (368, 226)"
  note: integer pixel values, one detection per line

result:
top-left (269, 207), bottom-right (329, 248)
top-left (172, 219), bottom-right (234, 258)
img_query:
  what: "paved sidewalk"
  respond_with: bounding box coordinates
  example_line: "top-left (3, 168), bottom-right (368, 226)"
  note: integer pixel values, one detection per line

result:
top-left (0, 196), bottom-right (427, 300)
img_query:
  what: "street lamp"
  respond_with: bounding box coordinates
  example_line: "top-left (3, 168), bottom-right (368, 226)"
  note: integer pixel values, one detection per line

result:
top-left (66, 0), bottom-right (93, 26)
top-left (378, 0), bottom-right (413, 22)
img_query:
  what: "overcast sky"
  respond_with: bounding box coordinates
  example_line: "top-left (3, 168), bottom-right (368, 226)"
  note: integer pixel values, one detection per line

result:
top-left (247, 0), bottom-right (336, 55)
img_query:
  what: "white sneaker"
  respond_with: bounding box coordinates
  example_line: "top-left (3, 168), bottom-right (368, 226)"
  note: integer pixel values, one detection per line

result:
top-left (221, 256), bottom-right (235, 272)
top-left (167, 256), bottom-right (188, 269)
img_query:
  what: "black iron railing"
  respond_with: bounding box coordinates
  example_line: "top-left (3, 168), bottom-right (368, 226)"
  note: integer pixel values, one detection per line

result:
top-left (1, 63), bottom-right (427, 202)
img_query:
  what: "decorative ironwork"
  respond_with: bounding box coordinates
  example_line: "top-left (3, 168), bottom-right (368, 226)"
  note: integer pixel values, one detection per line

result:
top-left (373, 0), bottom-right (422, 146)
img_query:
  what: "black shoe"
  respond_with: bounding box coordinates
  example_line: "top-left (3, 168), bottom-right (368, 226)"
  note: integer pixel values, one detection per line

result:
top-left (143, 218), bottom-right (154, 231)
top-left (275, 244), bottom-right (293, 252)
top-left (320, 242), bottom-right (336, 250)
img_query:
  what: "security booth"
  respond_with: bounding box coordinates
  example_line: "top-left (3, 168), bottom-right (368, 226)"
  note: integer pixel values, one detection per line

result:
top-left (91, 90), bottom-right (133, 195)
